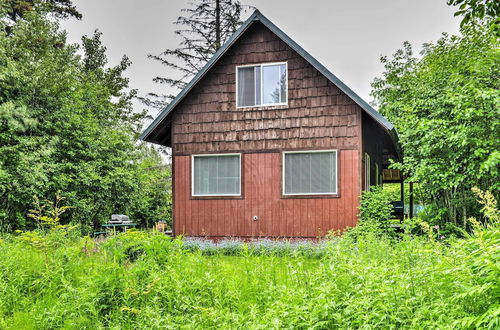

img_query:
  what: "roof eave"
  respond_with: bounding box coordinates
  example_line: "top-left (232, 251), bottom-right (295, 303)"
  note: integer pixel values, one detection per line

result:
top-left (140, 9), bottom-right (396, 146)
top-left (139, 11), bottom-right (262, 143)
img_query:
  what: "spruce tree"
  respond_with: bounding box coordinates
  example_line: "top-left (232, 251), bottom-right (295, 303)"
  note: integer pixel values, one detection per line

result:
top-left (145, 0), bottom-right (247, 108)
top-left (1, 0), bottom-right (81, 35)
top-left (2, 0), bottom-right (81, 22)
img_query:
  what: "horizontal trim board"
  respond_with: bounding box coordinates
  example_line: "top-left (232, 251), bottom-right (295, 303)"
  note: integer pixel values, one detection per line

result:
top-left (173, 146), bottom-right (358, 157)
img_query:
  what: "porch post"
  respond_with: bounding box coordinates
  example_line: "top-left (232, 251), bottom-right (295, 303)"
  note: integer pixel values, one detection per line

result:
top-left (409, 182), bottom-right (414, 218)
top-left (400, 178), bottom-right (404, 203)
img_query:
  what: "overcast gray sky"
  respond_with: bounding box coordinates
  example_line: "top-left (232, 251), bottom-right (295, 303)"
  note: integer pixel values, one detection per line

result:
top-left (61, 0), bottom-right (461, 118)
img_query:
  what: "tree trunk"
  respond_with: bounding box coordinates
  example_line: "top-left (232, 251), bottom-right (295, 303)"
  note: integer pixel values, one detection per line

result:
top-left (215, 0), bottom-right (221, 50)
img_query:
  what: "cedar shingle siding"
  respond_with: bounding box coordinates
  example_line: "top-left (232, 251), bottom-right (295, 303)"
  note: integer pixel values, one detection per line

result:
top-left (171, 22), bottom-right (361, 156)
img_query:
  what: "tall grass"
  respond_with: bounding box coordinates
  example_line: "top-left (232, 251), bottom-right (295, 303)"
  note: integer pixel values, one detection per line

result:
top-left (0, 225), bottom-right (497, 328)
top-left (0, 190), bottom-right (498, 328)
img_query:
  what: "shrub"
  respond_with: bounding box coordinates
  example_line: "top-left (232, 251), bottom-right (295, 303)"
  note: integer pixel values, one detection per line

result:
top-left (100, 229), bottom-right (174, 263)
top-left (347, 186), bottom-right (395, 238)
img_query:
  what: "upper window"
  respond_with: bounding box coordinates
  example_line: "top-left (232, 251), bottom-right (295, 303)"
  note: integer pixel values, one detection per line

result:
top-left (283, 150), bottom-right (337, 195)
top-left (192, 154), bottom-right (241, 196)
top-left (237, 62), bottom-right (287, 107)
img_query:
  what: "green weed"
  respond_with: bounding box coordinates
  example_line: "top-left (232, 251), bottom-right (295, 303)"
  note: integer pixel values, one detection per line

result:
top-left (0, 190), bottom-right (498, 328)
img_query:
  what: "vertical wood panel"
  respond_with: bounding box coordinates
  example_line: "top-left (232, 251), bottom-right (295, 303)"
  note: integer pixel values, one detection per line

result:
top-left (180, 156), bottom-right (188, 235)
top-left (174, 151), bottom-right (359, 238)
top-left (343, 150), bottom-right (350, 230)
top-left (177, 156), bottom-right (183, 235)
top-left (191, 199), bottom-right (197, 236)
top-left (216, 200), bottom-right (223, 237)
top-left (173, 156), bottom-right (180, 235)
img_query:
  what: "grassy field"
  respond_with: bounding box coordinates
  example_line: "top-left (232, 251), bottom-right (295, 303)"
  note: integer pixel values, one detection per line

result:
top-left (0, 221), bottom-right (498, 329)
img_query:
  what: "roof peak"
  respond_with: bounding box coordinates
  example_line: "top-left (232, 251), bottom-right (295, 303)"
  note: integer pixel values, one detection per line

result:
top-left (249, 8), bottom-right (262, 17)
top-left (140, 7), bottom-right (397, 148)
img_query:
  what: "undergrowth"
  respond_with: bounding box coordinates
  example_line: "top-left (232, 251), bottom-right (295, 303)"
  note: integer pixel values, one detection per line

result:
top-left (0, 189), bottom-right (498, 329)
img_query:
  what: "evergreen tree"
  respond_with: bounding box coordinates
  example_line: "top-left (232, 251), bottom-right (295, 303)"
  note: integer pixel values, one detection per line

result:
top-left (1, 0), bottom-right (81, 30)
top-left (145, 0), bottom-right (247, 108)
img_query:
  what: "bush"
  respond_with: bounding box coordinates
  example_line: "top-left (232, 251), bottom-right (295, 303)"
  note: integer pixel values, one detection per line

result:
top-left (347, 186), bottom-right (395, 238)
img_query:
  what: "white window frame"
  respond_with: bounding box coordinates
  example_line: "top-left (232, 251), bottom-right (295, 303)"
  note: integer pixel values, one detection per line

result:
top-left (364, 153), bottom-right (371, 191)
top-left (191, 153), bottom-right (242, 197)
top-left (236, 62), bottom-right (288, 108)
top-left (375, 163), bottom-right (379, 186)
top-left (282, 149), bottom-right (338, 196)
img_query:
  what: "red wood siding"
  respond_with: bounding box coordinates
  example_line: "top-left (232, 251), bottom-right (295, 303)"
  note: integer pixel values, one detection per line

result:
top-left (174, 150), bottom-right (360, 238)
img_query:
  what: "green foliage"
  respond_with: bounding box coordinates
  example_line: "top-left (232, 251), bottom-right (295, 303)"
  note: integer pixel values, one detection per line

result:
top-left (449, 188), bottom-right (500, 328)
top-left (27, 191), bottom-right (70, 229)
top-left (347, 186), bottom-right (396, 238)
top-left (359, 187), bottom-right (395, 225)
top-left (127, 148), bottom-right (172, 228)
top-left (470, 187), bottom-right (499, 227)
top-left (447, 0), bottom-right (499, 35)
top-left (1, 0), bottom-right (81, 30)
top-left (0, 6), bottom-right (171, 230)
top-left (0, 192), bottom-right (498, 328)
top-left (371, 22), bottom-right (500, 227)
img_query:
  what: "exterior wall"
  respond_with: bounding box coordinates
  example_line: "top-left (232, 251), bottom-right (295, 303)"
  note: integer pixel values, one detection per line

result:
top-left (171, 22), bottom-right (362, 155)
top-left (173, 150), bottom-right (360, 238)
top-left (362, 112), bottom-right (386, 188)
top-left (170, 22), bottom-right (365, 237)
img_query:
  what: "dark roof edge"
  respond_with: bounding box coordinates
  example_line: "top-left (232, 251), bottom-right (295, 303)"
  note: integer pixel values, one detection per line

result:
top-left (139, 10), bottom-right (262, 142)
top-left (140, 9), bottom-right (395, 143)
top-left (255, 12), bottom-right (394, 131)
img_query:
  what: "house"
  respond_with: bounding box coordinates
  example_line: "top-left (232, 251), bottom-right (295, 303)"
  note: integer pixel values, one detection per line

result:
top-left (140, 10), bottom-right (401, 238)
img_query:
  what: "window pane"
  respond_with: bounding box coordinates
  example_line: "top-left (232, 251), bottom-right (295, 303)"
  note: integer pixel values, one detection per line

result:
top-left (284, 152), bottom-right (337, 194)
top-left (237, 67), bottom-right (255, 107)
top-left (254, 66), bottom-right (261, 105)
top-left (262, 64), bottom-right (285, 104)
top-left (279, 64), bottom-right (287, 103)
top-left (238, 64), bottom-right (286, 107)
top-left (193, 155), bottom-right (240, 195)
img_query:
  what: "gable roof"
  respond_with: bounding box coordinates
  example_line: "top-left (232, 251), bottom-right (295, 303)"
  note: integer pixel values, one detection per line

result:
top-left (140, 9), bottom-right (398, 150)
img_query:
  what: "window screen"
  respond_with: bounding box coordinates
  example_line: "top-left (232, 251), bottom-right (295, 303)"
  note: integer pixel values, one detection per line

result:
top-left (237, 67), bottom-right (258, 107)
top-left (193, 155), bottom-right (241, 196)
top-left (237, 63), bottom-right (286, 107)
top-left (284, 151), bottom-right (337, 195)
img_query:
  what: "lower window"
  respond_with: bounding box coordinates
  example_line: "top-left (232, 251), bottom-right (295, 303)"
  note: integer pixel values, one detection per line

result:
top-left (283, 150), bottom-right (338, 195)
top-left (192, 154), bottom-right (241, 196)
